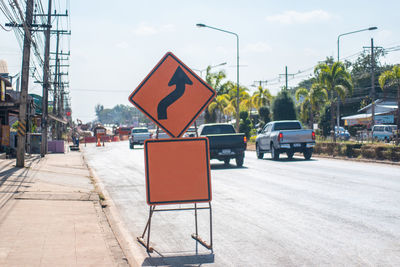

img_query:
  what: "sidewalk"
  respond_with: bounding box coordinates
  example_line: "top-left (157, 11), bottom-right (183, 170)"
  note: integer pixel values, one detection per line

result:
top-left (0, 149), bottom-right (129, 266)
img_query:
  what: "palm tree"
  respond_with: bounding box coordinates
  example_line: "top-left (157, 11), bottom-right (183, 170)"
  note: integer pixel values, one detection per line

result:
top-left (379, 65), bottom-right (400, 144)
top-left (204, 67), bottom-right (227, 123)
top-left (208, 94), bottom-right (230, 122)
top-left (295, 83), bottom-right (328, 129)
top-left (251, 86), bottom-right (273, 110)
top-left (314, 62), bottom-right (353, 141)
top-left (225, 86), bottom-right (251, 119)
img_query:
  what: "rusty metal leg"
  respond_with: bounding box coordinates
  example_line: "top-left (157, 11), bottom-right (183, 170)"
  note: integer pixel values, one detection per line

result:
top-left (137, 205), bottom-right (155, 252)
top-left (191, 203), bottom-right (213, 250)
top-left (209, 202), bottom-right (213, 251)
top-left (194, 203), bottom-right (198, 237)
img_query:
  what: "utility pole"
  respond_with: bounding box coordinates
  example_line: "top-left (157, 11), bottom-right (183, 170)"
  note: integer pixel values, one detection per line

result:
top-left (253, 80), bottom-right (268, 88)
top-left (16, 0), bottom-right (34, 167)
top-left (363, 39), bottom-right (382, 130)
top-left (41, 0), bottom-right (52, 157)
top-left (371, 38), bottom-right (375, 128)
top-left (279, 66), bottom-right (295, 90)
top-left (52, 31), bottom-right (60, 139)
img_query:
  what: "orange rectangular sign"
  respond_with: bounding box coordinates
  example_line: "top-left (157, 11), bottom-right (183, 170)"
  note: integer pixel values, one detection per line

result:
top-left (144, 137), bottom-right (211, 205)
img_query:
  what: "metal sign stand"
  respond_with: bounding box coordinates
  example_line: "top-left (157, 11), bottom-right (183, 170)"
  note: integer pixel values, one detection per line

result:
top-left (137, 203), bottom-right (213, 253)
top-left (137, 121), bottom-right (213, 253)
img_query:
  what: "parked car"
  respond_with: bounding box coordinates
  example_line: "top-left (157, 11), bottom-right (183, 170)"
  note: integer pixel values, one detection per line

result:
top-left (198, 123), bottom-right (247, 167)
top-left (335, 126), bottom-right (350, 141)
top-left (129, 127), bottom-right (151, 149)
top-left (255, 120), bottom-right (315, 160)
top-left (372, 125), bottom-right (397, 142)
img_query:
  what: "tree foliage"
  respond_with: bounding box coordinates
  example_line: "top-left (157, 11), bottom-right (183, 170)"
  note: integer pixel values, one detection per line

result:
top-left (272, 90), bottom-right (297, 121)
top-left (239, 111), bottom-right (252, 138)
top-left (94, 104), bottom-right (148, 125)
top-left (314, 62), bottom-right (353, 140)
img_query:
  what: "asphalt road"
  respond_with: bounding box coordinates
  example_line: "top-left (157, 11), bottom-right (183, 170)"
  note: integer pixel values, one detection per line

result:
top-left (83, 141), bottom-right (400, 266)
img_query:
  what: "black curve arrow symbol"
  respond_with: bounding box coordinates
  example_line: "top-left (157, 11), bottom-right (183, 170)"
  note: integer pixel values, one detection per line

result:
top-left (157, 66), bottom-right (193, 120)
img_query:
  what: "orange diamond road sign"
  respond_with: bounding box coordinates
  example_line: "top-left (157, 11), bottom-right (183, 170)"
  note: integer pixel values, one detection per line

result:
top-left (129, 52), bottom-right (216, 138)
top-left (144, 137), bottom-right (211, 205)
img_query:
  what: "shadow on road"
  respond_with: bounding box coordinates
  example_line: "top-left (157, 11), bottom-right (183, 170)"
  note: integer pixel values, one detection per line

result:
top-left (261, 157), bottom-right (318, 162)
top-left (142, 253), bottom-right (214, 266)
top-left (210, 163), bottom-right (248, 170)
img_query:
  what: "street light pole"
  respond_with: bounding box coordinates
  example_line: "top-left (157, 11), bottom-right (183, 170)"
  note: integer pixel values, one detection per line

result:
top-left (336, 26), bottom-right (377, 130)
top-left (196, 23), bottom-right (240, 132)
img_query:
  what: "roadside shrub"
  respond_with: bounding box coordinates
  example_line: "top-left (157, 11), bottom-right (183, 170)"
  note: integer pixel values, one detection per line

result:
top-left (361, 146), bottom-right (376, 159)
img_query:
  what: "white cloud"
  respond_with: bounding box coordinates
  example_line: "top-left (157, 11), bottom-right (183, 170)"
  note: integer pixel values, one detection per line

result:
top-left (266, 10), bottom-right (332, 24)
top-left (133, 23), bottom-right (176, 36)
top-left (244, 42), bottom-right (272, 53)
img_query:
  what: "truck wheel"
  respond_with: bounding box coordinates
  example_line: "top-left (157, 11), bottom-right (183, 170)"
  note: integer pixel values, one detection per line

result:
top-left (271, 144), bottom-right (279, 160)
top-left (224, 158), bottom-right (230, 166)
top-left (286, 151), bottom-right (294, 159)
top-left (236, 154), bottom-right (244, 167)
top-left (304, 148), bottom-right (312, 160)
top-left (256, 143), bottom-right (264, 159)
top-left (129, 142), bottom-right (134, 149)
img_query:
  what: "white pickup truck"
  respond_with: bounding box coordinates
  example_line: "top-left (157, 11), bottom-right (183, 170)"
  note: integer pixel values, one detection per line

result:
top-left (129, 127), bottom-right (151, 149)
top-left (255, 120), bottom-right (315, 160)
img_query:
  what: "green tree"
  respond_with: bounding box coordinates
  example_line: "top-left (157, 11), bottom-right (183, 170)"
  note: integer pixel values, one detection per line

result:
top-left (208, 94), bottom-right (230, 122)
top-left (251, 86), bottom-right (273, 110)
top-left (295, 83), bottom-right (328, 128)
top-left (204, 66), bottom-right (227, 123)
top-left (314, 62), bottom-right (353, 141)
top-left (239, 111), bottom-right (252, 138)
top-left (258, 106), bottom-right (271, 128)
top-left (272, 90), bottom-right (297, 121)
top-left (379, 65), bottom-right (400, 143)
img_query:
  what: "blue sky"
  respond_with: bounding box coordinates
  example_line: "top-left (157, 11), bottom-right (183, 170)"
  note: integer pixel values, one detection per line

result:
top-left (2, 0), bottom-right (400, 122)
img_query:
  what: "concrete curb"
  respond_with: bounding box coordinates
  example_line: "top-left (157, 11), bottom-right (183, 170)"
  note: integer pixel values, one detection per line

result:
top-left (82, 154), bottom-right (141, 267)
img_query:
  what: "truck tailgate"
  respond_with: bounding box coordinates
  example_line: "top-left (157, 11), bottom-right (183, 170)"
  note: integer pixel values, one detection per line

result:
top-left (280, 130), bottom-right (314, 143)
top-left (206, 134), bottom-right (246, 149)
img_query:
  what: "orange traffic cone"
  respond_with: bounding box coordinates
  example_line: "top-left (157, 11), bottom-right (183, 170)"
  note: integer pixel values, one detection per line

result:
top-left (96, 137), bottom-right (101, 147)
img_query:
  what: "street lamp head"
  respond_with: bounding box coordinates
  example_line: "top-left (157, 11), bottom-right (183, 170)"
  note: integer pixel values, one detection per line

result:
top-left (368, 26), bottom-right (378, 31)
top-left (196, 23), bottom-right (206, 28)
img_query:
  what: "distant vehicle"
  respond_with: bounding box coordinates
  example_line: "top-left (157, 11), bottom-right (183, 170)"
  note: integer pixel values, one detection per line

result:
top-left (152, 129), bottom-right (170, 139)
top-left (183, 126), bottom-right (197, 137)
top-left (93, 125), bottom-right (107, 138)
top-left (335, 126), bottom-right (350, 141)
top-left (198, 123), bottom-right (246, 167)
top-left (255, 120), bottom-right (315, 160)
top-left (129, 127), bottom-right (151, 149)
top-left (372, 124), bottom-right (397, 142)
top-left (115, 126), bottom-right (132, 136)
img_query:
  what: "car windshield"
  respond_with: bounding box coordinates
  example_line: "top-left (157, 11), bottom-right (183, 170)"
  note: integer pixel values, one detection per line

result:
top-left (273, 122), bottom-right (301, 131)
top-left (201, 125), bottom-right (235, 135)
top-left (132, 128), bottom-right (148, 133)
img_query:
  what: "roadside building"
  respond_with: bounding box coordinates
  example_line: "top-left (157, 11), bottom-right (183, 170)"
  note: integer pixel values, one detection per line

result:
top-left (342, 99), bottom-right (398, 127)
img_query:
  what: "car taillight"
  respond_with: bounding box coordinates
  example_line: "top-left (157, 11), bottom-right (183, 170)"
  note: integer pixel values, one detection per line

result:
top-left (243, 136), bottom-right (247, 143)
top-left (312, 131), bottom-right (315, 140)
top-left (278, 132), bottom-right (283, 142)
